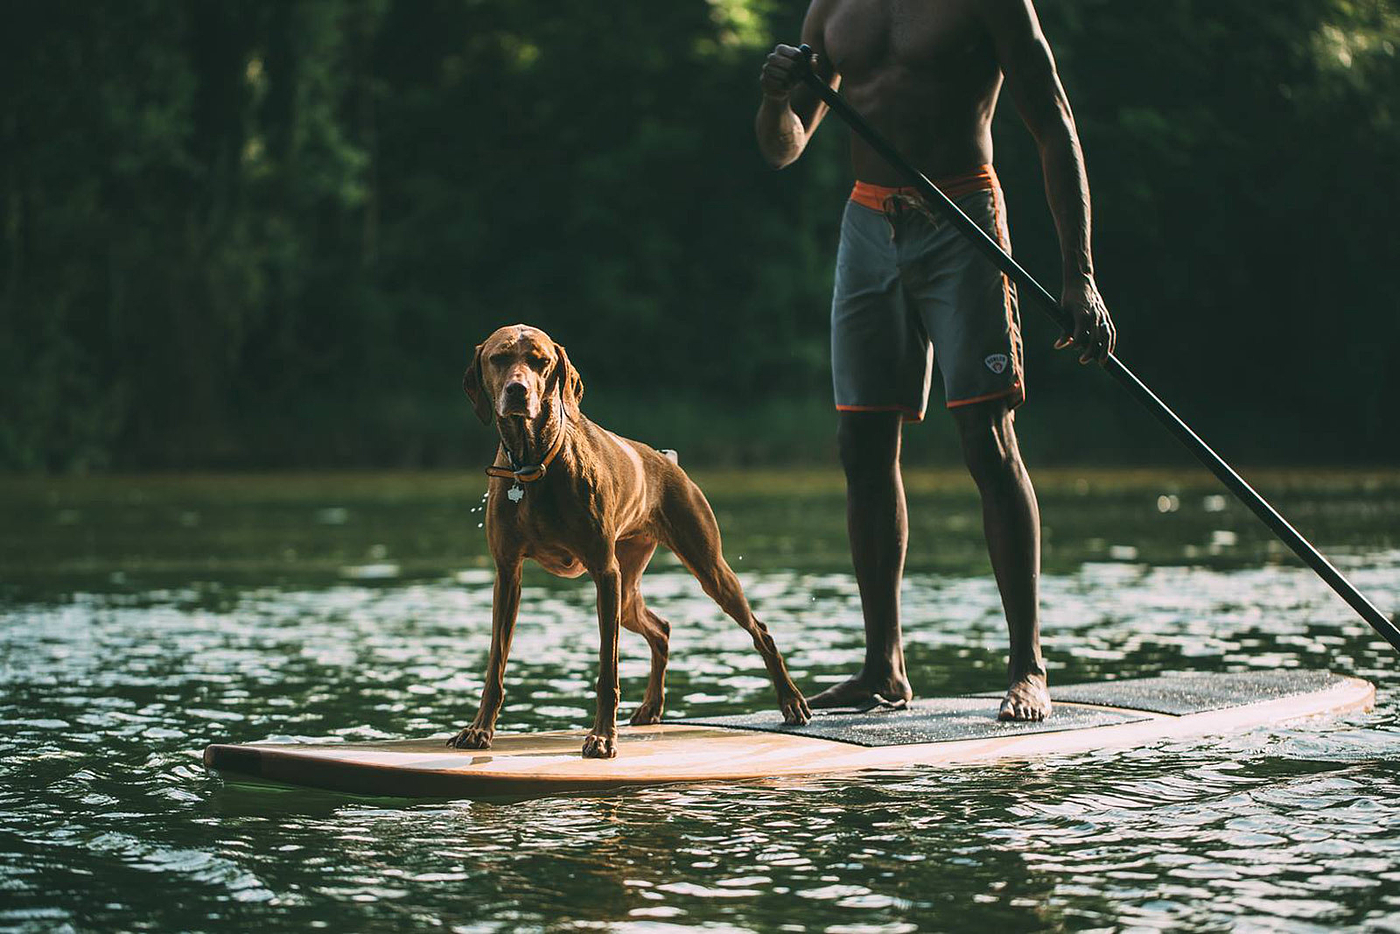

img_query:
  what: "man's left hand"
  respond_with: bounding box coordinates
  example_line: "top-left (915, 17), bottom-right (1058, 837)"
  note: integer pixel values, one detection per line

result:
top-left (1055, 276), bottom-right (1115, 365)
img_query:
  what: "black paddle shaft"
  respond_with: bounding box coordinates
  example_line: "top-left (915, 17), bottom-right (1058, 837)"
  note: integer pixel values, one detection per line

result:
top-left (793, 44), bottom-right (1400, 653)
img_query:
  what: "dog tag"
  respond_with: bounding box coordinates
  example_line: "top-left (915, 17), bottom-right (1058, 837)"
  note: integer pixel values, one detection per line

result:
top-left (507, 483), bottom-right (524, 503)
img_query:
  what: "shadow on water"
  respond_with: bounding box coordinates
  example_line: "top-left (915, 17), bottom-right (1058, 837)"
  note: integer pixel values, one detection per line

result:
top-left (2, 469), bottom-right (1399, 931)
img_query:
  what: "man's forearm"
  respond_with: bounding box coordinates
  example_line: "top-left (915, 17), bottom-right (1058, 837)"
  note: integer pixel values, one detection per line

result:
top-left (1037, 127), bottom-right (1094, 285)
top-left (756, 97), bottom-right (807, 169)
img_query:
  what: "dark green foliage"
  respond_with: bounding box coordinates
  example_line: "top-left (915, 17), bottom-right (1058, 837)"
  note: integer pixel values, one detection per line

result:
top-left (1, 0), bottom-right (1396, 471)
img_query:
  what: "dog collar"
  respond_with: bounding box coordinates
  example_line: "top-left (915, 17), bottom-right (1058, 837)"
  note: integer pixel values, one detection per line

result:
top-left (486, 404), bottom-right (568, 483)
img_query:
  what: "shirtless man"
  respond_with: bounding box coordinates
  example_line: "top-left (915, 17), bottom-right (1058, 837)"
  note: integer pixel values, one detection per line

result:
top-left (755, 1), bottom-right (1115, 720)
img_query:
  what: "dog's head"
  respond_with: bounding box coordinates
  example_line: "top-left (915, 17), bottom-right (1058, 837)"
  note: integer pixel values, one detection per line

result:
top-left (463, 324), bottom-right (584, 425)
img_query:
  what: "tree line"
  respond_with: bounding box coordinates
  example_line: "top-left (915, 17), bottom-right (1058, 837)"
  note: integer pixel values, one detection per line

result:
top-left (2, 0), bottom-right (1396, 471)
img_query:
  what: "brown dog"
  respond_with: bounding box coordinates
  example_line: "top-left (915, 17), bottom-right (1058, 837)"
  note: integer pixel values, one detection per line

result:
top-left (450, 324), bottom-right (811, 758)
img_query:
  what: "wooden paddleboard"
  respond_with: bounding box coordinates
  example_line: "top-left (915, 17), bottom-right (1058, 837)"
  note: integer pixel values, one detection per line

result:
top-left (203, 670), bottom-right (1373, 799)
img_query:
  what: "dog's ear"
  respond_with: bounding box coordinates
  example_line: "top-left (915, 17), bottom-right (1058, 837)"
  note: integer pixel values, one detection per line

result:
top-left (553, 342), bottom-right (584, 413)
top-left (462, 343), bottom-right (494, 424)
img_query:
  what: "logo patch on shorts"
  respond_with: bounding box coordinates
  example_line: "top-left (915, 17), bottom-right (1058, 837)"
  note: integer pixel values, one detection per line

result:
top-left (984, 353), bottom-right (1009, 374)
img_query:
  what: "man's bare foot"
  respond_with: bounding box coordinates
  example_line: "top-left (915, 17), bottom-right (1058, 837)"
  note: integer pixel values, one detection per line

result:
top-left (809, 670), bottom-right (913, 710)
top-left (998, 672), bottom-right (1051, 721)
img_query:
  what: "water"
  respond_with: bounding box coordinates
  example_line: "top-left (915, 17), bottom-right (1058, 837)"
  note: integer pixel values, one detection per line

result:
top-left (3, 469), bottom-right (1399, 932)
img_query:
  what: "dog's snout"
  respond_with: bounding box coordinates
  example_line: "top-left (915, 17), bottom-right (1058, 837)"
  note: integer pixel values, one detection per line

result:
top-left (499, 378), bottom-right (536, 416)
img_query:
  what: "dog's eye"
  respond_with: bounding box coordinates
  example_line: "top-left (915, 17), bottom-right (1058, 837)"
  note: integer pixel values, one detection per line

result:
top-left (527, 355), bottom-right (548, 369)
top-left (489, 353), bottom-right (511, 366)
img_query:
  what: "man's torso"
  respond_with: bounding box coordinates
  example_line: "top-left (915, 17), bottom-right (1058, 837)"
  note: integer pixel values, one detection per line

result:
top-left (818, 0), bottom-right (1003, 184)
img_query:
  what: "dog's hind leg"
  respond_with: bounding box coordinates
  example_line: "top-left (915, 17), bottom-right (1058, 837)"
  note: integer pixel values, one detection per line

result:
top-left (617, 538), bottom-right (671, 726)
top-left (660, 480), bottom-right (811, 725)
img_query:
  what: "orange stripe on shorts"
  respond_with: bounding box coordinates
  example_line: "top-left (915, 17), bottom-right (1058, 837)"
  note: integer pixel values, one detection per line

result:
top-left (850, 165), bottom-right (999, 212)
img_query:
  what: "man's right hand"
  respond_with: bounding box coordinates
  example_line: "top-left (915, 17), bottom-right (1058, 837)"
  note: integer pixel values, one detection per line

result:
top-left (760, 44), bottom-right (808, 101)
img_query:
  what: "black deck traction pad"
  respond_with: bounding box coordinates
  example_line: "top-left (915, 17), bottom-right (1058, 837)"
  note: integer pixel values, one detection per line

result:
top-left (671, 670), bottom-right (1346, 748)
top-left (1007, 669), bottom-right (1349, 715)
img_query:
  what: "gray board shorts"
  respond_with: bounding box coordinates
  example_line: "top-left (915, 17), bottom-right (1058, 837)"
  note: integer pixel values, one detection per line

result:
top-left (831, 170), bottom-right (1025, 421)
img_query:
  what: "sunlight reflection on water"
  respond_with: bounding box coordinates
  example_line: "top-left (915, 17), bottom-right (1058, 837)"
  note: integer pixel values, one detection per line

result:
top-left (2, 483), bottom-right (1400, 932)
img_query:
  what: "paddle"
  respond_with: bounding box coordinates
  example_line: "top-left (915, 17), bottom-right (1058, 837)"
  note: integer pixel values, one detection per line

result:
top-left (792, 44), bottom-right (1400, 653)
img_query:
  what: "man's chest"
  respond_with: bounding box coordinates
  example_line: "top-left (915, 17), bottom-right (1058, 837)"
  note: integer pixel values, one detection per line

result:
top-left (823, 0), bottom-right (987, 80)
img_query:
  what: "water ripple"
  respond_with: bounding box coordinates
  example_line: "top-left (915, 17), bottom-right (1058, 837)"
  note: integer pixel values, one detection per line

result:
top-left (3, 498), bottom-right (1399, 932)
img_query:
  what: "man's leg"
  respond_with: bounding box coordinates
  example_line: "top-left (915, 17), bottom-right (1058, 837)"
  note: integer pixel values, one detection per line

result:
top-left (810, 410), bottom-right (915, 708)
top-left (950, 398), bottom-right (1050, 721)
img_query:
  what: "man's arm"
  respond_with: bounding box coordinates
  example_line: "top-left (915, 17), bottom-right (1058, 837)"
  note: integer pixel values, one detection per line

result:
top-left (755, 2), bottom-right (839, 169)
top-left (982, 0), bottom-right (1115, 363)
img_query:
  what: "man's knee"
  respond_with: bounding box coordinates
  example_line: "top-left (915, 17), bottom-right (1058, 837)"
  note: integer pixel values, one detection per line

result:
top-left (837, 411), bottom-right (902, 481)
top-left (954, 402), bottom-right (1024, 489)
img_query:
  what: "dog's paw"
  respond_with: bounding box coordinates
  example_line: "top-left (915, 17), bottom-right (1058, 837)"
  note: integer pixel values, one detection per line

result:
top-left (581, 732), bottom-right (617, 759)
top-left (446, 725), bottom-right (493, 749)
top-left (628, 699), bottom-right (664, 726)
top-left (780, 693), bottom-right (812, 726)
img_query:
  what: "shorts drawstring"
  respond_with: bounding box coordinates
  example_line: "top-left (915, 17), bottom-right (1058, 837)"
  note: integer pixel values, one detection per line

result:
top-left (853, 167), bottom-right (997, 241)
top-left (881, 193), bottom-right (941, 241)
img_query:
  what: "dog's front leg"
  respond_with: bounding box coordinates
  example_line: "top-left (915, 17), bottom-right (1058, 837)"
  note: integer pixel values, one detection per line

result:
top-left (582, 558), bottom-right (622, 759)
top-left (447, 558), bottom-right (523, 749)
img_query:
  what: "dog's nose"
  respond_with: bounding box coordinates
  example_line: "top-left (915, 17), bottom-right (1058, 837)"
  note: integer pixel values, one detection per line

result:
top-left (504, 381), bottom-right (527, 399)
